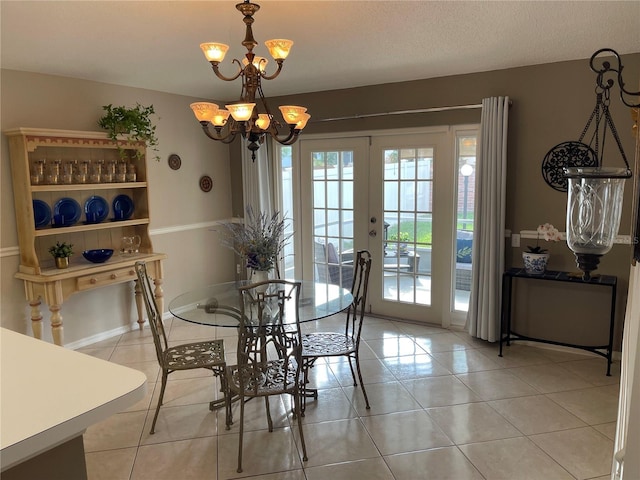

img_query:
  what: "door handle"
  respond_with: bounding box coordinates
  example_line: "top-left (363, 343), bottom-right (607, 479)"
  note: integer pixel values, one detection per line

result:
top-left (369, 229), bottom-right (377, 237)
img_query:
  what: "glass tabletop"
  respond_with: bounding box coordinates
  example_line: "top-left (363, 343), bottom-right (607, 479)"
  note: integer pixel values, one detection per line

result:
top-left (168, 280), bottom-right (353, 327)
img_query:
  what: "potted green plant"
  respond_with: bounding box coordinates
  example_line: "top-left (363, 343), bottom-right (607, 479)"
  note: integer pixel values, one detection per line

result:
top-left (389, 231), bottom-right (411, 253)
top-left (98, 103), bottom-right (160, 161)
top-left (523, 223), bottom-right (561, 274)
top-left (49, 241), bottom-right (74, 269)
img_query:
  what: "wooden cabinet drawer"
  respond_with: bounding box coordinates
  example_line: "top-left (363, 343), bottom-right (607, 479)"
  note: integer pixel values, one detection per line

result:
top-left (77, 266), bottom-right (137, 290)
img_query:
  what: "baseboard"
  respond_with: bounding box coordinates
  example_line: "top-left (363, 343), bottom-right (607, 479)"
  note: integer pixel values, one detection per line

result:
top-left (66, 324), bottom-right (134, 350)
top-left (67, 310), bottom-right (173, 350)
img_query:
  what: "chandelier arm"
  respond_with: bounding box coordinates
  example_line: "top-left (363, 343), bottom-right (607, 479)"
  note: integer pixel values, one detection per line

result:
top-left (260, 60), bottom-right (284, 81)
top-left (270, 127), bottom-right (302, 146)
top-left (199, 122), bottom-right (237, 144)
top-left (590, 48), bottom-right (640, 108)
top-left (211, 59), bottom-right (243, 82)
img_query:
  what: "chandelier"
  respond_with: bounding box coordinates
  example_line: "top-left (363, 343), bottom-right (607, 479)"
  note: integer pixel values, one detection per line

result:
top-left (190, 0), bottom-right (310, 160)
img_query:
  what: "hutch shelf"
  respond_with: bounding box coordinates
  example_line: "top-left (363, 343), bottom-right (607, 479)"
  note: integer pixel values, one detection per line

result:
top-left (6, 128), bottom-right (167, 346)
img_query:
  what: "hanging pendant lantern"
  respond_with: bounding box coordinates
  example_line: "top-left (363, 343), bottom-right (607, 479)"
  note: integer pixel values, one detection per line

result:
top-left (565, 167), bottom-right (628, 279)
top-left (562, 48), bottom-right (637, 280)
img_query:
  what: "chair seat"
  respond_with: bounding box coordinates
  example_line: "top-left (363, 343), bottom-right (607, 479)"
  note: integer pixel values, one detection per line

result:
top-left (227, 359), bottom-right (299, 396)
top-left (164, 339), bottom-right (225, 370)
top-left (302, 332), bottom-right (356, 357)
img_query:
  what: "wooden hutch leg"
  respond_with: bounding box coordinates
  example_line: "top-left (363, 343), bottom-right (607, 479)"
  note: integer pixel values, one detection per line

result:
top-left (153, 277), bottom-right (165, 321)
top-left (49, 304), bottom-right (64, 346)
top-left (28, 298), bottom-right (43, 340)
top-left (134, 279), bottom-right (145, 330)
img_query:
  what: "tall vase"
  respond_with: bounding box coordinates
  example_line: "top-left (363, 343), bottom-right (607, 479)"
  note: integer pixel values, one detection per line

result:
top-left (251, 270), bottom-right (270, 292)
top-left (522, 252), bottom-right (549, 275)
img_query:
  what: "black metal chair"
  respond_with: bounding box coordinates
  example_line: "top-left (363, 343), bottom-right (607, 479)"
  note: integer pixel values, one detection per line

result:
top-left (301, 250), bottom-right (372, 412)
top-left (134, 261), bottom-right (229, 434)
top-left (225, 279), bottom-right (308, 473)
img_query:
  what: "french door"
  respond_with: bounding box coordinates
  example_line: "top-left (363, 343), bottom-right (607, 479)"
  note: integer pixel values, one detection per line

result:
top-left (292, 126), bottom-right (474, 328)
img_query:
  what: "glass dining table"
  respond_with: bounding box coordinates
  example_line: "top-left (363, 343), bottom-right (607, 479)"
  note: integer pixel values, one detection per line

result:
top-left (168, 279), bottom-right (353, 327)
top-left (168, 280), bottom-right (353, 411)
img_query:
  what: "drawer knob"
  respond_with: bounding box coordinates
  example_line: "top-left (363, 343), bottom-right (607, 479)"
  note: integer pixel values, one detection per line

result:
top-left (90, 278), bottom-right (97, 284)
top-left (110, 273), bottom-right (117, 280)
top-left (129, 270), bottom-right (135, 276)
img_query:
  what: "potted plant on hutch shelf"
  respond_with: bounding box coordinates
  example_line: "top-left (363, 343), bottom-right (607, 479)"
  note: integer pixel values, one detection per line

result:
top-left (218, 206), bottom-right (291, 285)
top-left (49, 241), bottom-right (74, 269)
top-left (522, 223), bottom-right (561, 275)
top-left (98, 103), bottom-right (160, 161)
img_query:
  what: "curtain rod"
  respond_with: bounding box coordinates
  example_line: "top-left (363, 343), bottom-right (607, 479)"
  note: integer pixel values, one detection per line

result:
top-left (316, 103), bottom-right (483, 123)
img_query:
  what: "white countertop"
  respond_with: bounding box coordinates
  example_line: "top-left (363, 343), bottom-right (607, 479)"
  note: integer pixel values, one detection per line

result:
top-left (0, 328), bottom-right (147, 471)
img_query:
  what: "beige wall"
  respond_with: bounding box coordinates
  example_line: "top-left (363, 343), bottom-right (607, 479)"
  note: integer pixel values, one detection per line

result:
top-left (1, 69), bottom-right (236, 345)
top-left (231, 54), bottom-right (640, 349)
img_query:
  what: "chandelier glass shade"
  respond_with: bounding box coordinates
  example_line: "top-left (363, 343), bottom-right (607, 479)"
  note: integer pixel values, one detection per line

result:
top-left (191, 1), bottom-right (309, 160)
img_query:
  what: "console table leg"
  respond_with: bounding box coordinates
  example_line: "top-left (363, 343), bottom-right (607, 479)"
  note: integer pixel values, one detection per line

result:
top-left (154, 277), bottom-right (165, 322)
top-left (29, 298), bottom-right (43, 340)
top-left (134, 279), bottom-right (145, 330)
top-left (49, 304), bottom-right (64, 346)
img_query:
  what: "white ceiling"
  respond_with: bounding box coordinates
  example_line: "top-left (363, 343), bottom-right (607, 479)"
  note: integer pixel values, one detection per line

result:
top-left (1, 1), bottom-right (639, 101)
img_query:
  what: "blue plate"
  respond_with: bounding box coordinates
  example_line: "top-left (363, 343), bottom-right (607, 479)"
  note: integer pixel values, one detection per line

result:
top-left (53, 197), bottom-right (81, 227)
top-left (33, 199), bottom-right (51, 229)
top-left (112, 194), bottom-right (134, 221)
top-left (84, 195), bottom-right (109, 224)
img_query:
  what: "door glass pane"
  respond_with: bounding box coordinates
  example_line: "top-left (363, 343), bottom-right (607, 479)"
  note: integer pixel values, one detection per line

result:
top-left (278, 145), bottom-right (295, 278)
top-left (382, 147), bottom-right (433, 306)
top-left (312, 150), bottom-right (354, 289)
top-left (454, 135), bottom-right (476, 311)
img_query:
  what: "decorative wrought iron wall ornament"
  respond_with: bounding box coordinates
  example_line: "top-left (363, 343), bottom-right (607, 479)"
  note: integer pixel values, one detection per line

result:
top-left (199, 175), bottom-right (213, 192)
top-left (561, 48), bottom-right (639, 280)
top-left (542, 141), bottom-right (597, 192)
top-left (168, 154), bottom-right (182, 170)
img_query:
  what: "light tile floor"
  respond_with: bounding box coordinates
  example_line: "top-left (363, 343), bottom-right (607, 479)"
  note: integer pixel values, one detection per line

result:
top-left (80, 315), bottom-right (620, 480)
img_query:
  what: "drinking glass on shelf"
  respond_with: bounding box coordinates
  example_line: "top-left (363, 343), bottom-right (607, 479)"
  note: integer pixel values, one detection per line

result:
top-left (126, 163), bottom-right (137, 182)
top-left (46, 159), bottom-right (61, 184)
top-left (89, 160), bottom-right (102, 183)
top-left (75, 160), bottom-right (89, 184)
top-left (62, 160), bottom-right (75, 184)
top-left (103, 161), bottom-right (116, 183)
top-left (115, 161), bottom-right (127, 183)
top-left (30, 160), bottom-right (45, 185)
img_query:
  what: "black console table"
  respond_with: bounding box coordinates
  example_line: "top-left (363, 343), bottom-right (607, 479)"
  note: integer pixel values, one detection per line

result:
top-left (499, 268), bottom-right (616, 375)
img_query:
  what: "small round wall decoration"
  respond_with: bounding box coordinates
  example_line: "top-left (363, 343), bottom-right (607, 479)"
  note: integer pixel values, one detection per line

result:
top-left (168, 154), bottom-right (182, 170)
top-left (199, 175), bottom-right (213, 192)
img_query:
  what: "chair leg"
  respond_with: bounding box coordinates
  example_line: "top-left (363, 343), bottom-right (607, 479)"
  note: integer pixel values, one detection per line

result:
top-left (150, 372), bottom-right (168, 434)
top-left (264, 396), bottom-right (274, 432)
top-left (354, 354), bottom-right (371, 409)
top-left (221, 372), bottom-right (232, 430)
top-left (237, 393), bottom-right (245, 473)
top-left (294, 390), bottom-right (308, 462)
top-left (347, 356), bottom-right (358, 386)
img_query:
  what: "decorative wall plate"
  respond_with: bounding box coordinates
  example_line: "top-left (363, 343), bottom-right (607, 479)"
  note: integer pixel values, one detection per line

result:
top-left (542, 141), bottom-right (598, 192)
top-left (168, 154), bottom-right (182, 170)
top-left (199, 175), bottom-right (213, 192)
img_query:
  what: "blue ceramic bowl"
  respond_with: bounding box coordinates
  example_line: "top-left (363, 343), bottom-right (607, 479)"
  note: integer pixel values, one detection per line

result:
top-left (82, 249), bottom-right (114, 263)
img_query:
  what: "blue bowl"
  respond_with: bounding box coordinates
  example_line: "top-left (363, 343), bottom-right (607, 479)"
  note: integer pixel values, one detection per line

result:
top-left (82, 249), bottom-right (114, 263)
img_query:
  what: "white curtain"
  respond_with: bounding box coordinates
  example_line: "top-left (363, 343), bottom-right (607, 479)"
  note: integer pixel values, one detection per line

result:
top-left (466, 96), bottom-right (509, 342)
top-left (241, 138), bottom-right (274, 215)
top-left (241, 138), bottom-right (282, 276)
